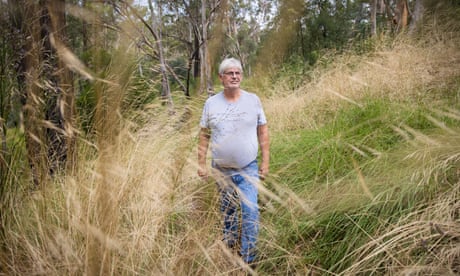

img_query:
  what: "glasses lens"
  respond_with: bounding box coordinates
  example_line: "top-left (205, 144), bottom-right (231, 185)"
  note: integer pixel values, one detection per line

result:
top-left (224, 71), bottom-right (240, 76)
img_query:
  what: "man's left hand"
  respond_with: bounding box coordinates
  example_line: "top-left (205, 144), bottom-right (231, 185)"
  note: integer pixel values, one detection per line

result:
top-left (259, 164), bottom-right (269, 180)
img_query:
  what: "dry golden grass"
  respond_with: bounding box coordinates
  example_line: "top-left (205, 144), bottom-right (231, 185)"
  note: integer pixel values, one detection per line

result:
top-left (340, 164), bottom-right (460, 275)
top-left (262, 33), bottom-right (460, 134)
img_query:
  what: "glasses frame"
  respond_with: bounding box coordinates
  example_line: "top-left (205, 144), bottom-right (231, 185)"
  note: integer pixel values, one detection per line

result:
top-left (222, 71), bottom-right (242, 77)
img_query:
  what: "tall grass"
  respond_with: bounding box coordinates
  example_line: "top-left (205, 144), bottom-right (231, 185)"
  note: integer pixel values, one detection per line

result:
top-left (1, 5), bottom-right (460, 276)
top-left (254, 7), bottom-right (460, 274)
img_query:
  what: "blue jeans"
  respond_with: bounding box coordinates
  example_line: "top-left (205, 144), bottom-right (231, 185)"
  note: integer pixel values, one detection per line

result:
top-left (213, 160), bottom-right (259, 263)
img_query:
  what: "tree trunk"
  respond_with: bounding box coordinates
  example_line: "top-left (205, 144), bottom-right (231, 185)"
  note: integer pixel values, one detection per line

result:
top-left (14, 0), bottom-right (76, 186)
top-left (377, 0), bottom-right (386, 14)
top-left (383, 0), bottom-right (395, 32)
top-left (0, 1), bottom-right (11, 181)
top-left (370, 0), bottom-right (378, 36)
top-left (199, 0), bottom-right (214, 96)
top-left (148, 0), bottom-right (173, 109)
top-left (193, 34), bottom-right (200, 78)
top-left (20, 0), bottom-right (49, 186)
top-left (39, 1), bottom-right (71, 177)
top-left (396, 0), bottom-right (409, 31)
top-left (409, 0), bottom-right (424, 34)
top-left (48, 0), bottom-right (77, 175)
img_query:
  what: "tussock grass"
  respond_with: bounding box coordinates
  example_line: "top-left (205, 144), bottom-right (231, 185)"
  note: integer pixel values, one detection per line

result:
top-left (262, 25), bottom-right (460, 134)
top-left (248, 7), bottom-right (460, 274)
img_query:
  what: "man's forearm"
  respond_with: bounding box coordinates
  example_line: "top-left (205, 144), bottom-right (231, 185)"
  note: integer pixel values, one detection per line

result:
top-left (198, 128), bottom-right (210, 165)
top-left (257, 124), bottom-right (270, 168)
top-left (260, 142), bottom-right (269, 165)
top-left (197, 128), bottom-right (211, 179)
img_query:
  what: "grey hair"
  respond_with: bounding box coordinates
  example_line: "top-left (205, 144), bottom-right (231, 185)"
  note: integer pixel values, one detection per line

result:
top-left (218, 58), bottom-right (243, 75)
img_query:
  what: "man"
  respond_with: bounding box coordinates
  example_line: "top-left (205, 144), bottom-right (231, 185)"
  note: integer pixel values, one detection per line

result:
top-left (197, 57), bottom-right (270, 266)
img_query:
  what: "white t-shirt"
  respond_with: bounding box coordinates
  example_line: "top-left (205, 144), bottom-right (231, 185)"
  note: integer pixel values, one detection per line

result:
top-left (200, 90), bottom-right (267, 168)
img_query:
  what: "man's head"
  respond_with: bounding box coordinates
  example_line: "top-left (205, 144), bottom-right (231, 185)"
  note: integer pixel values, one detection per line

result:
top-left (218, 58), bottom-right (243, 91)
top-left (218, 58), bottom-right (243, 75)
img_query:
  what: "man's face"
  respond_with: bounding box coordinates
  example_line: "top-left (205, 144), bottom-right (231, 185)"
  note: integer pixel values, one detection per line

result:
top-left (219, 67), bottom-right (242, 90)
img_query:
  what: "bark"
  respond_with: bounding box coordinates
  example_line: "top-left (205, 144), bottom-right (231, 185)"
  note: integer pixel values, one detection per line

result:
top-left (377, 0), bottom-right (386, 14)
top-left (370, 0), bottom-right (378, 36)
top-left (395, 0), bottom-right (409, 31)
top-left (193, 33), bottom-right (200, 78)
top-left (0, 2), bottom-right (10, 181)
top-left (383, 0), bottom-right (395, 32)
top-left (48, 0), bottom-right (77, 175)
top-left (186, 47), bottom-right (199, 98)
top-left (20, 0), bottom-right (49, 186)
top-left (224, 3), bottom-right (247, 70)
top-left (148, 0), bottom-right (173, 109)
top-left (182, 1), bottom-right (203, 85)
top-left (41, 2), bottom-right (60, 176)
top-left (409, 0), bottom-right (424, 34)
top-left (199, 0), bottom-right (214, 96)
top-left (12, 0), bottom-right (76, 186)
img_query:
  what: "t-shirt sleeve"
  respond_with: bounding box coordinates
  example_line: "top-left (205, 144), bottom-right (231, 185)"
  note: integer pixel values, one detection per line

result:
top-left (256, 96), bottom-right (267, 126)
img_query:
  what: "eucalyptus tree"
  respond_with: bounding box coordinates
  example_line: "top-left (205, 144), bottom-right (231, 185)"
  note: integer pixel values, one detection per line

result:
top-left (252, 0), bottom-right (304, 75)
top-left (0, 0), bottom-right (19, 191)
top-left (135, 0), bottom-right (276, 95)
top-left (180, 0), bottom-right (222, 95)
top-left (259, 0), bottom-right (431, 72)
top-left (160, 0), bottom-right (202, 97)
top-left (147, 0), bottom-right (173, 108)
top-left (117, 0), bottom-right (277, 98)
top-left (371, 0), bottom-right (378, 36)
top-left (368, 0), bottom-right (413, 35)
top-left (409, 0), bottom-right (425, 33)
top-left (126, 0), bottom-right (222, 96)
top-left (394, 0), bottom-right (409, 31)
top-left (220, 0), bottom-right (278, 76)
top-left (3, 0), bottom-right (77, 187)
top-left (255, 0), bottom-right (358, 70)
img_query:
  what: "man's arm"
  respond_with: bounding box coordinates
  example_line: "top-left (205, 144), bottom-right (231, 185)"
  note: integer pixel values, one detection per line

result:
top-left (198, 127), bottom-right (211, 180)
top-left (257, 124), bottom-right (270, 179)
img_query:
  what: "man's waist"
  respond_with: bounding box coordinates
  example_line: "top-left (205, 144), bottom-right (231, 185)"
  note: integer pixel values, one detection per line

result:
top-left (213, 159), bottom-right (257, 171)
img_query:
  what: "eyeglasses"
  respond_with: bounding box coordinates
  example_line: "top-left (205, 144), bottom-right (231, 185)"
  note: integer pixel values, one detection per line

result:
top-left (222, 71), bottom-right (241, 77)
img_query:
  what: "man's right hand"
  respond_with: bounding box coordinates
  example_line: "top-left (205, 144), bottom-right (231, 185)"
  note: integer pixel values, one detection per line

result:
top-left (198, 167), bottom-right (208, 181)
top-left (197, 128), bottom-right (210, 181)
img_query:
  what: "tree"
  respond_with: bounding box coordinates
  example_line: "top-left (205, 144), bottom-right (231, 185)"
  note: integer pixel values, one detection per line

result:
top-left (176, 0), bottom-right (221, 95)
top-left (13, 0), bottom-right (48, 186)
top-left (409, 0), bottom-right (425, 33)
top-left (147, 0), bottom-right (173, 108)
top-left (254, 0), bottom-right (304, 74)
top-left (200, 0), bottom-right (214, 96)
top-left (0, 0), bottom-right (19, 185)
top-left (48, 0), bottom-right (78, 174)
top-left (123, 0), bottom-right (271, 96)
top-left (115, 0), bottom-right (213, 98)
top-left (395, 0), bottom-right (409, 31)
top-left (217, 0), bottom-right (276, 75)
top-left (3, 0), bottom-right (79, 187)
